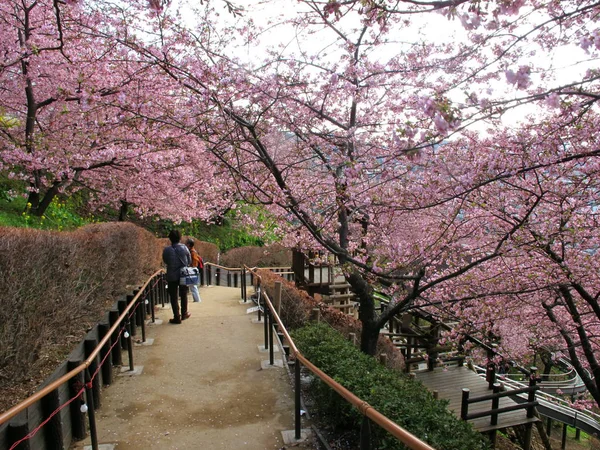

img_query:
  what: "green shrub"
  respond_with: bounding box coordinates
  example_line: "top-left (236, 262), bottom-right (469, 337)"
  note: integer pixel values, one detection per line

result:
top-left (292, 323), bottom-right (489, 450)
top-left (0, 195), bottom-right (93, 230)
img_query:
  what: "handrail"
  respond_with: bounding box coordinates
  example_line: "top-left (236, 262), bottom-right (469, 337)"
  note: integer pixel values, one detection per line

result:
top-left (0, 269), bottom-right (164, 427)
top-left (205, 262), bottom-right (292, 272)
top-left (205, 262), bottom-right (244, 271)
top-left (246, 266), bottom-right (435, 450)
top-left (472, 365), bottom-right (600, 427)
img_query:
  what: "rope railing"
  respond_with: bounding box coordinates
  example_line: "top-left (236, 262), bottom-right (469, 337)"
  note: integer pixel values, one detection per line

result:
top-left (244, 266), bottom-right (435, 450)
top-left (0, 270), bottom-right (165, 450)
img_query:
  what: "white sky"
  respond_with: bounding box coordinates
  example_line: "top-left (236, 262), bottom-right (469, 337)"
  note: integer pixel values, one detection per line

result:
top-left (182, 0), bottom-right (596, 130)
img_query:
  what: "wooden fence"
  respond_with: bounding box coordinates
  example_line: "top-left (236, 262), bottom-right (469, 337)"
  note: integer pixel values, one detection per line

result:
top-left (0, 271), bottom-right (167, 450)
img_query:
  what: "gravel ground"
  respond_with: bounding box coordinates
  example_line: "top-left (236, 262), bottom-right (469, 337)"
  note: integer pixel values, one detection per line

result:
top-left (71, 285), bottom-right (318, 450)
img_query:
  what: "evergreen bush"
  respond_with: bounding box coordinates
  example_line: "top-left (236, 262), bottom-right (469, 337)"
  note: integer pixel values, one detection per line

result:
top-left (292, 323), bottom-right (489, 450)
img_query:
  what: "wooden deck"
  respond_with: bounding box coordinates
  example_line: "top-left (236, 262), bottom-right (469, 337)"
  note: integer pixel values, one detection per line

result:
top-left (414, 366), bottom-right (539, 432)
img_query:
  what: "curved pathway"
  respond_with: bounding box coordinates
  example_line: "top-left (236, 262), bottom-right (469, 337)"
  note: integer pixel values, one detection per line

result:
top-left (72, 286), bottom-right (314, 450)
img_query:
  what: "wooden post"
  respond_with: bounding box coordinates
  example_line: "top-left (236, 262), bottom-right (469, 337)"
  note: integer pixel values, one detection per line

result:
top-left (67, 360), bottom-right (86, 441)
top-left (127, 294), bottom-right (137, 337)
top-left (527, 367), bottom-right (538, 418)
top-left (461, 388), bottom-right (470, 420)
top-left (241, 268), bottom-right (246, 302)
top-left (98, 323), bottom-right (113, 386)
top-left (311, 308), bottom-right (321, 323)
top-left (274, 281), bottom-right (282, 317)
top-left (379, 353), bottom-right (388, 366)
top-left (7, 412), bottom-right (30, 450)
top-left (349, 333), bottom-right (357, 346)
top-left (108, 310), bottom-right (122, 366)
top-left (491, 383), bottom-right (501, 426)
top-left (41, 388), bottom-right (64, 450)
top-left (117, 299), bottom-right (127, 350)
top-left (486, 362), bottom-right (496, 389)
top-left (524, 423), bottom-right (533, 450)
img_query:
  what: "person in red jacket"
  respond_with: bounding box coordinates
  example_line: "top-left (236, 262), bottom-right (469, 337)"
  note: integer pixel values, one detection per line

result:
top-left (186, 238), bottom-right (202, 303)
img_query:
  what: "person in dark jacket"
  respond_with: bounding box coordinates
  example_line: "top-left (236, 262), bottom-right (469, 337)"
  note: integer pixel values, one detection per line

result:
top-left (162, 229), bottom-right (191, 324)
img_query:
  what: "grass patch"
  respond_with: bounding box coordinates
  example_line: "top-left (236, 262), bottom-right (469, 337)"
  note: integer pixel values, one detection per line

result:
top-left (0, 196), bottom-right (93, 230)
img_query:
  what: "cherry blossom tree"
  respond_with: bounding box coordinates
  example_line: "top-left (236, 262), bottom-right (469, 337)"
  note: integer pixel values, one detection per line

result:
top-left (0, 0), bottom-right (233, 220)
top-left (63, 0), bottom-right (600, 405)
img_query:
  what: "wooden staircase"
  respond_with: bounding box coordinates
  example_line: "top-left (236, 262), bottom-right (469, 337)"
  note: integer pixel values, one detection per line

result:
top-left (321, 283), bottom-right (358, 317)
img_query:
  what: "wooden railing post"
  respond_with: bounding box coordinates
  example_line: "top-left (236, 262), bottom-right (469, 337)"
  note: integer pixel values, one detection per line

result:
top-left (7, 412), bottom-right (30, 450)
top-left (269, 307), bottom-right (275, 366)
top-left (127, 294), bottom-right (137, 338)
top-left (486, 361), bottom-right (496, 389)
top-left (68, 360), bottom-right (86, 441)
top-left (527, 367), bottom-right (538, 418)
top-left (206, 264), bottom-right (212, 286)
top-left (97, 323), bottom-right (113, 386)
top-left (117, 299), bottom-right (127, 350)
top-left (108, 310), bottom-right (122, 366)
top-left (491, 383), bottom-right (501, 426)
top-left (461, 388), bottom-right (470, 420)
top-left (274, 281), bottom-right (282, 317)
top-left (41, 388), bottom-right (63, 449)
top-left (125, 316), bottom-right (134, 372)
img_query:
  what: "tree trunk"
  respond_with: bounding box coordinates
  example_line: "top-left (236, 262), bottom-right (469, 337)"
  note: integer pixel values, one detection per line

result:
top-left (27, 184), bottom-right (59, 217)
top-left (539, 350), bottom-right (553, 381)
top-left (360, 320), bottom-right (380, 356)
top-left (345, 271), bottom-right (380, 356)
top-left (119, 201), bottom-right (129, 221)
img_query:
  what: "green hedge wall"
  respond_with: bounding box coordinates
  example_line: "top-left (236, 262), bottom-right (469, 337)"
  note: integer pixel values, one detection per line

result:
top-left (292, 323), bottom-right (489, 450)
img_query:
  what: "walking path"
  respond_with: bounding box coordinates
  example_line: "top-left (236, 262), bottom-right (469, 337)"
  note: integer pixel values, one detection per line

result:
top-left (72, 286), bottom-right (315, 450)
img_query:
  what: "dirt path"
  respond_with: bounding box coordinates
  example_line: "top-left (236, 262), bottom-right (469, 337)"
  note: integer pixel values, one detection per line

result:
top-left (72, 286), bottom-right (316, 450)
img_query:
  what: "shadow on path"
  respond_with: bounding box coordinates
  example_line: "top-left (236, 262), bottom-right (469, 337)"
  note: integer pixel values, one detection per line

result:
top-left (72, 286), bottom-right (315, 450)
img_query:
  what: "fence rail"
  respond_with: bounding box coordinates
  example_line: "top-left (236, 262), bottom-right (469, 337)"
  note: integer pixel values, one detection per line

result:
top-left (245, 267), bottom-right (435, 450)
top-left (0, 270), bottom-right (167, 450)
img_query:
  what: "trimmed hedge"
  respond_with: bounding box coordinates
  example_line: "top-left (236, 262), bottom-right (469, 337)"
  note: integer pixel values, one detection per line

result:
top-left (293, 323), bottom-right (489, 450)
top-left (0, 222), bottom-right (162, 394)
top-left (220, 243), bottom-right (292, 268)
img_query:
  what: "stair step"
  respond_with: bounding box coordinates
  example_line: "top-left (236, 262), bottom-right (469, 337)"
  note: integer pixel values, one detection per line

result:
top-left (325, 293), bottom-right (356, 299)
top-left (329, 283), bottom-right (351, 289)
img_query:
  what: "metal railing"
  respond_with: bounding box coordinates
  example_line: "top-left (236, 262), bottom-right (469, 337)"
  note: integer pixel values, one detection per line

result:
top-left (245, 267), bottom-right (435, 450)
top-left (0, 270), bottom-right (167, 450)
top-left (203, 262), bottom-right (293, 291)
